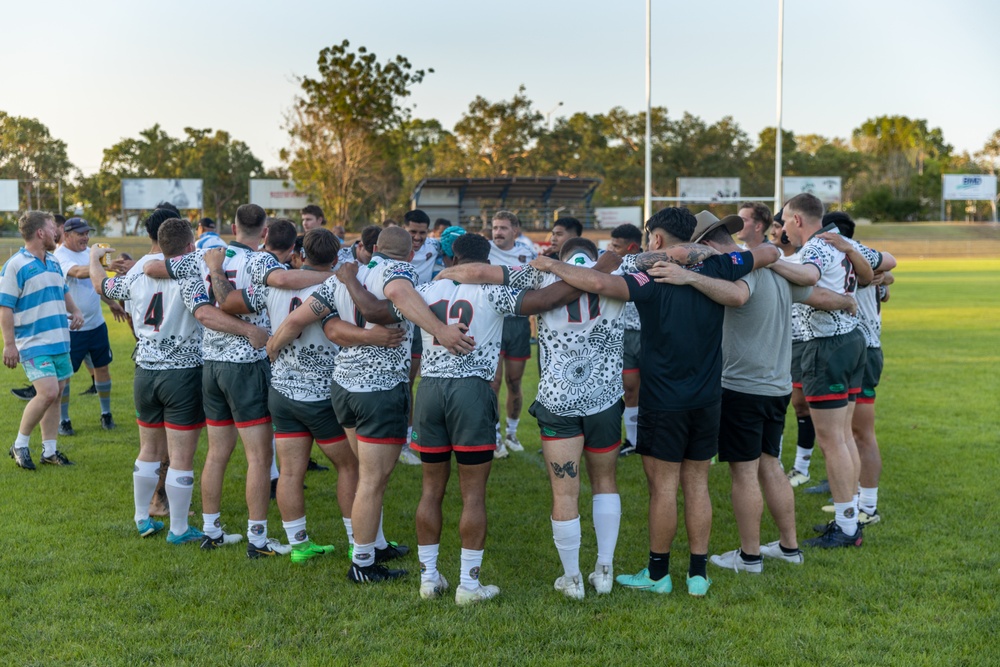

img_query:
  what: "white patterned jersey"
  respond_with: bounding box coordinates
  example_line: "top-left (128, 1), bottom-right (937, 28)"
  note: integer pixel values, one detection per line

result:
top-left (101, 269), bottom-right (210, 370)
top-left (785, 249), bottom-right (807, 344)
top-left (165, 242), bottom-right (284, 363)
top-left (311, 254), bottom-right (417, 393)
top-left (411, 280), bottom-right (523, 381)
top-left (244, 279), bottom-right (338, 402)
top-left (337, 243), bottom-right (362, 268)
top-left (798, 227), bottom-right (882, 341)
top-left (489, 240), bottom-right (537, 319)
top-left (855, 284), bottom-right (883, 349)
top-left (507, 263), bottom-right (626, 416)
top-left (410, 237), bottom-right (442, 285)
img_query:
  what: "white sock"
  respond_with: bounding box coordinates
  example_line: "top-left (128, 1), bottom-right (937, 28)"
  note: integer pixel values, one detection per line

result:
top-left (551, 516), bottom-right (581, 578)
top-left (592, 494), bottom-right (621, 567)
top-left (794, 446), bottom-right (812, 474)
top-left (506, 418), bottom-right (519, 437)
top-left (352, 541), bottom-right (375, 567)
top-left (165, 468), bottom-right (194, 536)
top-left (460, 548), bottom-right (484, 590)
top-left (374, 509), bottom-right (388, 549)
top-left (859, 487), bottom-right (878, 514)
top-left (42, 439), bottom-right (57, 458)
top-left (623, 406), bottom-right (638, 444)
top-left (248, 519), bottom-right (268, 548)
top-left (269, 446), bottom-right (279, 481)
top-left (407, 426), bottom-right (413, 444)
top-left (418, 543), bottom-right (440, 583)
top-left (283, 516), bottom-right (308, 545)
top-left (203, 512), bottom-right (222, 539)
top-left (342, 517), bottom-right (354, 546)
top-left (132, 459), bottom-right (160, 523)
top-left (14, 433), bottom-right (30, 448)
top-left (834, 501), bottom-right (859, 537)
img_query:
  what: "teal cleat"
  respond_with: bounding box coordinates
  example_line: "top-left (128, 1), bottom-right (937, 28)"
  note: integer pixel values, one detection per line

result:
top-left (167, 526), bottom-right (206, 545)
top-left (615, 568), bottom-right (673, 594)
top-left (686, 575), bottom-right (712, 597)
top-left (137, 518), bottom-right (164, 538)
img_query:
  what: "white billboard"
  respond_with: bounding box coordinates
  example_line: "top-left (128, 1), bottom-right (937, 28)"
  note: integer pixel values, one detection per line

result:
top-left (783, 176), bottom-right (843, 204)
top-left (677, 178), bottom-right (740, 201)
top-left (122, 179), bottom-right (203, 210)
top-left (942, 174), bottom-right (997, 201)
top-left (595, 206), bottom-right (643, 229)
top-left (0, 180), bottom-right (18, 212)
top-left (249, 179), bottom-right (311, 210)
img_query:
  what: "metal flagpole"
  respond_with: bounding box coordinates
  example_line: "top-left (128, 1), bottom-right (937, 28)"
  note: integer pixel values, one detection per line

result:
top-left (644, 0), bottom-right (652, 225)
top-left (774, 0), bottom-right (785, 210)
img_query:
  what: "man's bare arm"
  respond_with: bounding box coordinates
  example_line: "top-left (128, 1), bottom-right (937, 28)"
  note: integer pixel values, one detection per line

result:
top-left (804, 287), bottom-right (856, 315)
top-left (1, 307), bottom-right (17, 368)
top-left (194, 305), bottom-right (269, 349)
top-left (143, 260), bottom-right (170, 279)
top-left (647, 262), bottom-right (750, 307)
top-left (769, 259), bottom-right (821, 286)
top-left (531, 256), bottom-right (631, 301)
top-left (89, 246), bottom-right (112, 294)
top-left (323, 319), bottom-right (405, 348)
top-left (632, 243), bottom-right (719, 272)
top-left (383, 279), bottom-right (475, 354)
top-left (64, 265), bottom-right (91, 279)
top-left (336, 266), bottom-right (397, 325)
top-left (266, 296), bottom-right (329, 361)
top-left (435, 263), bottom-right (506, 285)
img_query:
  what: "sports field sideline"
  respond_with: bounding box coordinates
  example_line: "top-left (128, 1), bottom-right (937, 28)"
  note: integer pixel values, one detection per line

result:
top-left (1, 257), bottom-right (996, 665)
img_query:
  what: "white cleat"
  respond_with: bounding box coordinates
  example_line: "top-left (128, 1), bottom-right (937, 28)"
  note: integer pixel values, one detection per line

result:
top-left (494, 437), bottom-right (509, 460)
top-left (709, 548), bottom-right (763, 574)
top-left (786, 469), bottom-right (810, 488)
top-left (588, 564), bottom-right (614, 594)
top-left (504, 434), bottom-right (524, 452)
top-left (760, 541), bottom-right (804, 564)
top-left (455, 583), bottom-right (500, 606)
top-left (554, 574), bottom-right (585, 600)
top-left (419, 572), bottom-right (449, 600)
top-left (398, 446), bottom-right (421, 466)
top-left (266, 538), bottom-right (292, 555)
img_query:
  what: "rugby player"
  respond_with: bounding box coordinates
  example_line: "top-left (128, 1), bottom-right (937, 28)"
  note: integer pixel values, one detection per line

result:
top-left (607, 223), bottom-right (643, 456)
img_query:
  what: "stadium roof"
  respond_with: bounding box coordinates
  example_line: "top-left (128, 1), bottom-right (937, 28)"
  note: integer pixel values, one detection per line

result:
top-left (413, 177), bottom-right (600, 203)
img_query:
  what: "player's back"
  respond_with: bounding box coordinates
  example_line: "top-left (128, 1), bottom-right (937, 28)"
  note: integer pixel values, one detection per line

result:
top-left (262, 283), bottom-right (338, 401)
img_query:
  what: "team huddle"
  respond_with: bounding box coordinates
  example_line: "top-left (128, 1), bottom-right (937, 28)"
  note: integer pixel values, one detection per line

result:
top-left (1, 193), bottom-right (894, 602)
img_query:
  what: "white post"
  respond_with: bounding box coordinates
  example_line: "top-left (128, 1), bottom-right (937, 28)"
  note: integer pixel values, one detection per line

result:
top-left (644, 0), bottom-right (652, 224)
top-left (773, 0), bottom-right (785, 210)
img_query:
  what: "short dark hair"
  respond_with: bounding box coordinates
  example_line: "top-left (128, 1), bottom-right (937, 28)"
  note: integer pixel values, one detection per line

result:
top-left (360, 225), bottom-right (380, 252)
top-left (553, 217), bottom-right (583, 237)
top-left (199, 217), bottom-right (216, 229)
top-left (404, 209), bottom-right (431, 225)
top-left (452, 232), bottom-right (491, 264)
top-left (266, 218), bottom-right (298, 252)
top-left (144, 207), bottom-right (179, 242)
top-left (784, 193), bottom-right (824, 222)
top-left (303, 227), bottom-right (340, 265)
top-left (235, 203), bottom-right (267, 232)
top-left (611, 223), bottom-right (642, 246)
top-left (302, 205), bottom-right (325, 221)
top-left (738, 202), bottom-right (773, 228)
top-left (646, 207), bottom-right (696, 243)
top-left (158, 218), bottom-right (195, 257)
top-left (433, 218), bottom-right (451, 231)
top-left (53, 214), bottom-right (66, 226)
top-left (560, 237), bottom-right (599, 261)
top-left (823, 211), bottom-right (856, 239)
top-left (154, 202), bottom-right (181, 216)
top-left (702, 225), bottom-right (735, 245)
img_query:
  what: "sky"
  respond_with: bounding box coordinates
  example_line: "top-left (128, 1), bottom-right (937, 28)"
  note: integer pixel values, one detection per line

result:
top-left (2, 0), bottom-right (997, 176)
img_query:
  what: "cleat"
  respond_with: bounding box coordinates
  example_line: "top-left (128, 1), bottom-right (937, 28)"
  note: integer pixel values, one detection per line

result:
top-left (306, 458), bottom-right (329, 472)
top-left (59, 420), bottom-right (75, 437)
top-left (247, 539), bottom-right (291, 559)
top-left (136, 518), bottom-right (164, 538)
top-left (804, 479), bottom-right (831, 495)
top-left (9, 445), bottom-right (36, 471)
top-left (494, 436), bottom-right (509, 460)
top-left (821, 505), bottom-right (835, 513)
top-left (813, 520), bottom-right (836, 533)
top-left (859, 509), bottom-right (881, 526)
top-left (455, 584), bottom-right (500, 606)
top-left (80, 382), bottom-right (98, 396)
top-left (615, 568), bottom-right (672, 593)
top-left (200, 531), bottom-right (243, 550)
top-left (348, 562), bottom-right (407, 583)
top-left (40, 450), bottom-right (74, 466)
top-left (398, 446), bottom-right (421, 466)
top-left (760, 541), bottom-right (805, 564)
top-left (375, 541), bottom-right (409, 563)
top-left (290, 540), bottom-right (336, 564)
top-left (100, 413), bottom-right (116, 430)
top-left (710, 549), bottom-right (763, 574)
top-left (266, 538), bottom-right (292, 555)
top-left (804, 522), bottom-right (862, 549)
top-left (553, 574), bottom-right (585, 600)
top-left (588, 564), bottom-right (614, 594)
top-left (166, 526), bottom-right (206, 545)
top-left (686, 575), bottom-right (712, 597)
top-left (504, 433), bottom-right (524, 452)
top-left (786, 469), bottom-right (810, 487)
top-left (618, 439), bottom-right (636, 458)
top-left (419, 572), bottom-right (449, 600)
top-left (10, 385), bottom-right (36, 401)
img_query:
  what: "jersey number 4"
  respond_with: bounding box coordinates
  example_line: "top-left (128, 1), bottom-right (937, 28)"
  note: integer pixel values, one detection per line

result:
top-left (429, 299), bottom-right (474, 345)
top-left (143, 292), bottom-right (164, 332)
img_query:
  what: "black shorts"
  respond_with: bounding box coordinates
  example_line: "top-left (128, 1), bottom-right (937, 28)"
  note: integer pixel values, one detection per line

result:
top-left (623, 329), bottom-right (641, 373)
top-left (500, 316), bottom-right (531, 361)
top-left (202, 359), bottom-right (271, 427)
top-left (790, 341), bottom-right (805, 388)
top-left (412, 377), bottom-right (496, 466)
top-left (857, 347), bottom-right (884, 404)
top-left (718, 389), bottom-right (790, 463)
top-left (801, 329), bottom-right (866, 409)
top-left (134, 366), bottom-right (205, 430)
top-left (269, 387), bottom-right (346, 444)
top-left (529, 400), bottom-right (624, 453)
top-left (636, 403), bottom-right (721, 463)
top-left (70, 323), bottom-right (112, 371)
top-left (330, 381), bottom-right (409, 445)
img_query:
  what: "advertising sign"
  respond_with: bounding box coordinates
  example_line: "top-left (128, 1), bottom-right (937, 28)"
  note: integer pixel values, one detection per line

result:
top-left (122, 179), bottom-right (203, 210)
top-left (783, 176), bottom-right (843, 204)
top-left (594, 206), bottom-right (643, 229)
top-left (942, 174), bottom-right (997, 201)
top-left (677, 178), bottom-right (740, 201)
top-left (0, 180), bottom-right (18, 212)
top-left (249, 179), bottom-right (311, 210)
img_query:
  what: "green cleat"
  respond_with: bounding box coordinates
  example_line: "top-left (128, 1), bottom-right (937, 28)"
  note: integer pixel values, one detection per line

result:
top-left (290, 540), bottom-right (336, 564)
top-left (615, 568), bottom-right (672, 594)
top-left (686, 575), bottom-right (712, 597)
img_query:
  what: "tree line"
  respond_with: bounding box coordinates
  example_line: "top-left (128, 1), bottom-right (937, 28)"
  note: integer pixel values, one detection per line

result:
top-left (2, 40), bottom-right (999, 232)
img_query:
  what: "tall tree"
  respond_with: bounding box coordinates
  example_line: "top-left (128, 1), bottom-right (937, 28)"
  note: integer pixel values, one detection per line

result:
top-left (0, 111), bottom-right (73, 212)
top-left (178, 128), bottom-right (264, 222)
top-left (452, 86), bottom-right (543, 177)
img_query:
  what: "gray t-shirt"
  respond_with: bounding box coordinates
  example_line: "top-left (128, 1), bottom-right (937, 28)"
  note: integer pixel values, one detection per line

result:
top-left (721, 267), bottom-right (812, 396)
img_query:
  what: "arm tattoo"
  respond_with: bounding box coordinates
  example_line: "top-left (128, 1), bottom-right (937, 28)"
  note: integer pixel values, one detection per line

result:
top-left (633, 251), bottom-right (676, 272)
top-left (209, 268), bottom-right (233, 306)
top-left (633, 244), bottom-right (716, 271)
top-left (309, 299), bottom-right (329, 317)
top-left (550, 461), bottom-right (579, 479)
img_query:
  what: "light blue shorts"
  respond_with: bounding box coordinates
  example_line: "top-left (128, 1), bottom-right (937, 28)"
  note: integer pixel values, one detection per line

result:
top-left (23, 353), bottom-right (73, 383)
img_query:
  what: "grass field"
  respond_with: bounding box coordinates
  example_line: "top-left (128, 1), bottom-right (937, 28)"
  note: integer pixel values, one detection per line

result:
top-left (1, 258), bottom-right (997, 666)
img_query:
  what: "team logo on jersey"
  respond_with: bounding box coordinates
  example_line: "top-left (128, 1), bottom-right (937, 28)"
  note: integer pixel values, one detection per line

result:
top-left (250, 524), bottom-right (265, 536)
top-left (542, 427), bottom-right (557, 437)
top-left (469, 566), bottom-right (481, 580)
top-left (411, 430), bottom-right (419, 442)
top-left (367, 260), bottom-right (377, 269)
top-left (426, 252), bottom-right (433, 261)
top-left (294, 530), bottom-right (307, 542)
top-left (574, 257), bottom-right (586, 265)
top-left (225, 249), bottom-right (236, 258)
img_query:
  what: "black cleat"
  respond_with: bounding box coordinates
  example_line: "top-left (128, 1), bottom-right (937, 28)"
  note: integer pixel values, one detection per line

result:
top-left (80, 382), bottom-right (98, 396)
top-left (375, 541), bottom-right (410, 563)
top-left (41, 450), bottom-right (74, 466)
top-left (619, 439), bottom-right (636, 458)
top-left (804, 479), bottom-right (831, 495)
top-left (347, 562), bottom-right (407, 583)
top-left (59, 420), bottom-right (75, 437)
top-left (100, 413), bottom-right (117, 430)
top-left (307, 458), bottom-right (329, 472)
top-left (10, 385), bottom-right (36, 401)
top-left (804, 522), bottom-right (862, 549)
top-left (10, 445), bottom-right (36, 470)
top-left (247, 540), bottom-right (288, 559)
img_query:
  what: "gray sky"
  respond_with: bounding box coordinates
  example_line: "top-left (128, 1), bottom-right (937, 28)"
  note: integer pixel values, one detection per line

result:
top-left (3, 0), bottom-right (997, 175)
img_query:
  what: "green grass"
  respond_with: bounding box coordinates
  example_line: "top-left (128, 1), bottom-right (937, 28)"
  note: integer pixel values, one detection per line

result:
top-left (1, 258), bottom-right (997, 666)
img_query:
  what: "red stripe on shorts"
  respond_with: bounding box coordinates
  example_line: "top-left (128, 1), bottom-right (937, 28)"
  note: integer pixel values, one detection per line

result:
top-left (164, 421), bottom-right (205, 431)
top-left (584, 440), bottom-right (621, 454)
top-left (805, 393), bottom-right (848, 403)
top-left (358, 436), bottom-right (406, 445)
top-left (136, 419), bottom-right (164, 429)
top-left (453, 444), bottom-right (495, 452)
top-left (235, 417), bottom-right (272, 428)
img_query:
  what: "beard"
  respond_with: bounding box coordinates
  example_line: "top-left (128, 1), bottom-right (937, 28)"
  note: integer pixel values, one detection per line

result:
top-left (44, 237), bottom-right (57, 252)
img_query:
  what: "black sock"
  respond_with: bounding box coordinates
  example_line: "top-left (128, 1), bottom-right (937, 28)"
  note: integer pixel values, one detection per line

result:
top-left (797, 416), bottom-right (815, 449)
top-left (739, 549), bottom-right (762, 562)
top-left (779, 543), bottom-right (800, 555)
top-left (647, 551), bottom-right (670, 581)
top-left (689, 553), bottom-right (708, 579)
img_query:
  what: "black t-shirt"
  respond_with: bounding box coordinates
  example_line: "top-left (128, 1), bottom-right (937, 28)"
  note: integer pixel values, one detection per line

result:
top-left (623, 251), bottom-right (755, 411)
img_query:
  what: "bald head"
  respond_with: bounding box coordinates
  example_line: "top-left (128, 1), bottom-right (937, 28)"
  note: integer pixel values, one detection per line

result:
top-left (375, 226), bottom-right (413, 260)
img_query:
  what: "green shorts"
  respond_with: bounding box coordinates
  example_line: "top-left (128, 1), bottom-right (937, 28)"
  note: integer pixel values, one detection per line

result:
top-left (858, 347), bottom-right (884, 404)
top-left (791, 341), bottom-right (805, 387)
top-left (801, 329), bottom-right (866, 409)
top-left (22, 352), bottom-right (73, 383)
top-left (202, 359), bottom-right (271, 427)
top-left (330, 381), bottom-right (409, 445)
top-left (529, 400), bottom-right (624, 453)
top-left (269, 387), bottom-right (346, 444)
top-left (134, 366), bottom-right (205, 430)
top-left (500, 316), bottom-right (531, 361)
top-left (623, 329), bottom-right (641, 373)
top-left (412, 376), bottom-right (497, 465)
top-left (411, 326), bottom-right (423, 359)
